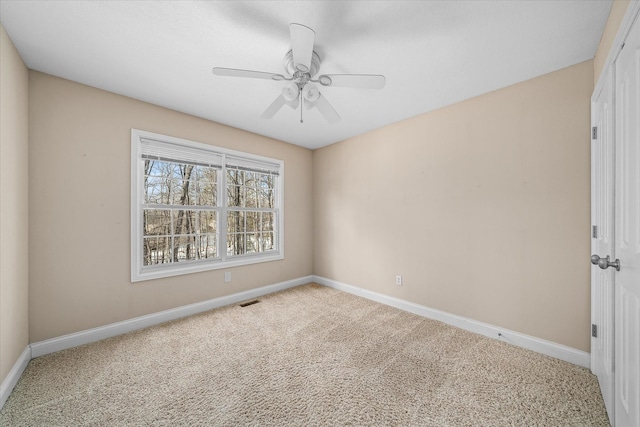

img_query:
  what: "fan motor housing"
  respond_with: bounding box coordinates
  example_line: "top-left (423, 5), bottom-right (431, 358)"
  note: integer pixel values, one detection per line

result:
top-left (284, 50), bottom-right (321, 79)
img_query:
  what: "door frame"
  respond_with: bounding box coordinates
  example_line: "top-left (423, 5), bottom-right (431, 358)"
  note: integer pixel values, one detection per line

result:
top-left (591, 3), bottom-right (640, 425)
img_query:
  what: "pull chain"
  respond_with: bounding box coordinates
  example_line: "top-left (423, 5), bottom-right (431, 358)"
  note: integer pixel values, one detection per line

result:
top-left (300, 91), bottom-right (303, 123)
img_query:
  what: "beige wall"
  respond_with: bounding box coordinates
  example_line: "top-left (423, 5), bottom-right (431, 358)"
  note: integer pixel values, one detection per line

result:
top-left (4, 3), bottom-right (627, 363)
top-left (314, 60), bottom-right (593, 351)
top-left (28, 72), bottom-right (313, 342)
top-left (0, 25), bottom-right (29, 383)
top-left (594, 1), bottom-right (631, 84)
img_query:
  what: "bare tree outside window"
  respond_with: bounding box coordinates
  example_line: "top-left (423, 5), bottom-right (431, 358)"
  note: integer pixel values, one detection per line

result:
top-left (226, 168), bottom-right (277, 257)
top-left (143, 160), bottom-right (218, 266)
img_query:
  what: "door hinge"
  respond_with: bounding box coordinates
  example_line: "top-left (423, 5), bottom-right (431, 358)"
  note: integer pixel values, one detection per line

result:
top-left (592, 324), bottom-right (598, 338)
top-left (592, 225), bottom-right (598, 238)
top-left (592, 126), bottom-right (598, 140)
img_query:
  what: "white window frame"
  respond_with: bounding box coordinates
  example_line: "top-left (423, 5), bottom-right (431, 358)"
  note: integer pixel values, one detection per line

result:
top-left (131, 129), bottom-right (284, 282)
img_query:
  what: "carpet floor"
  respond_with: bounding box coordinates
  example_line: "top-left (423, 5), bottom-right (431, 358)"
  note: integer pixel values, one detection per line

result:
top-left (0, 283), bottom-right (609, 426)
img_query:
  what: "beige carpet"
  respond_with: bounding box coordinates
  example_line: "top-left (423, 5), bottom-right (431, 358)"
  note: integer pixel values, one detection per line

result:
top-left (1, 283), bottom-right (609, 426)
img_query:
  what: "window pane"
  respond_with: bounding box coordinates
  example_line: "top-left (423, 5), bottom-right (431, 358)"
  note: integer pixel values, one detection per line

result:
top-left (227, 169), bottom-right (243, 185)
top-left (245, 188), bottom-right (257, 208)
top-left (198, 234), bottom-right (217, 259)
top-left (257, 189), bottom-right (271, 208)
top-left (261, 232), bottom-right (275, 251)
top-left (198, 211), bottom-right (217, 234)
top-left (227, 185), bottom-right (244, 207)
top-left (198, 180), bottom-right (217, 206)
top-left (191, 165), bottom-right (203, 180)
top-left (227, 233), bottom-right (245, 256)
top-left (246, 233), bottom-right (258, 254)
top-left (173, 235), bottom-right (197, 261)
top-left (258, 174), bottom-right (275, 208)
top-left (262, 212), bottom-right (275, 232)
top-left (227, 211), bottom-right (245, 233)
top-left (168, 178), bottom-right (181, 205)
top-left (170, 179), bottom-right (197, 205)
top-left (145, 161), bottom-right (174, 205)
top-left (227, 208), bottom-right (246, 256)
top-left (246, 211), bottom-right (258, 232)
top-left (143, 236), bottom-right (172, 265)
top-left (146, 160), bottom-right (172, 178)
top-left (177, 165), bottom-right (217, 207)
top-left (226, 210), bottom-right (237, 231)
top-left (186, 180), bottom-right (197, 205)
top-left (205, 168), bottom-right (218, 200)
top-left (144, 209), bottom-right (171, 236)
top-left (173, 210), bottom-right (196, 236)
top-left (145, 177), bottom-right (169, 205)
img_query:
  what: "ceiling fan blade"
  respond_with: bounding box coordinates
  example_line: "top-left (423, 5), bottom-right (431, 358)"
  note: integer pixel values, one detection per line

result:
top-left (290, 23), bottom-right (315, 73)
top-left (212, 67), bottom-right (286, 81)
top-left (285, 95), bottom-right (300, 110)
top-left (261, 93), bottom-right (300, 119)
top-left (261, 94), bottom-right (287, 119)
top-left (305, 93), bottom-right (341, 124)
top-left (317, 74), bottom-right (386, 89)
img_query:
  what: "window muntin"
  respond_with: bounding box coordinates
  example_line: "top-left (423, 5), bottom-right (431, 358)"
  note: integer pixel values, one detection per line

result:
top-left (132, 130), bottom-right (283, 282)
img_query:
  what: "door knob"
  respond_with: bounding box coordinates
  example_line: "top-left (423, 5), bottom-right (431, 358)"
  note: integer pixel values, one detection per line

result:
top-left (591, 254), bottom-right (601, 265)
top-left (597, 255), bottom-right (620, 271)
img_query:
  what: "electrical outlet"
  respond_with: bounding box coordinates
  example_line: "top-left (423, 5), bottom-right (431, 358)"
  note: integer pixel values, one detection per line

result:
top-left (395, 275), bottom-right (402, 285)
top-left (224, 272), bottom-right (231, 283)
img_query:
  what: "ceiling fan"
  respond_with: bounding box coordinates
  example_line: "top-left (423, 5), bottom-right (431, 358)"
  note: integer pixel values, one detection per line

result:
top-left (212, 23), bottom-right (386, 124)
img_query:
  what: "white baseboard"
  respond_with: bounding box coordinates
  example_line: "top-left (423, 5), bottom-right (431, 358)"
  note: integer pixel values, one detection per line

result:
top-left (0, 346), bottom-right (31, 409)
top-left (30, 275), bottom-right (312, 358)
top-left (7, 273), bottom-right (589, 412)
top-left (313, 275), bottom-right (590, 369)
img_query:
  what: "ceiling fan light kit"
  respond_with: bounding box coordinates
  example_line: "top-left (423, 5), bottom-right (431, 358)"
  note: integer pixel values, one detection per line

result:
top-left (302, 83), bottom-right (320, 103)
top-left (212, 23), bottom-right (385, 124)
top-left (282, 82), bottom-right (299, 102)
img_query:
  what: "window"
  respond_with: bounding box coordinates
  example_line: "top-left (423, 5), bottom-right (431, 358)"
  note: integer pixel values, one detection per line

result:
top-left (131, 129), bottom-right (283, 281)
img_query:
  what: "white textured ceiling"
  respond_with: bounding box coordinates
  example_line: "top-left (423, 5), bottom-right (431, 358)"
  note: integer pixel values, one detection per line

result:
top-left (0, 1), bottom-right (612, 149)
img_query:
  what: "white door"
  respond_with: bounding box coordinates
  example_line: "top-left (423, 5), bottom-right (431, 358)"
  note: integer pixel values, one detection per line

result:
top-left (591, 66), bottom-right (615, 426)
top-left (614, 14), bottom-right (640, 427)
